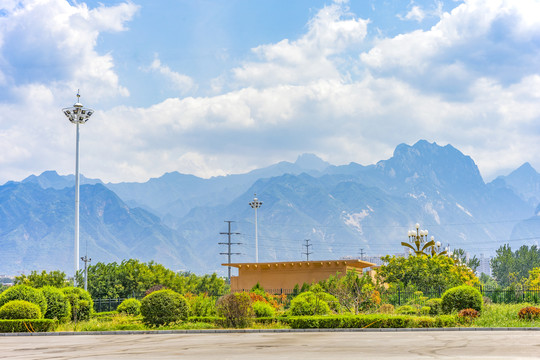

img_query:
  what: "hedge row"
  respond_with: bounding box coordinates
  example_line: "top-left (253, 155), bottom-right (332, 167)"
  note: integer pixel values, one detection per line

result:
top-left (285, 314), bottom-right (458, 329)
top-left (0, 319), bottom-right (58, 333)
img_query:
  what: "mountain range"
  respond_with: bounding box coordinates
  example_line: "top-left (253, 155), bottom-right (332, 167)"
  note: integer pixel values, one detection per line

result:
top-left (2, 140), bottom-right (539, 276)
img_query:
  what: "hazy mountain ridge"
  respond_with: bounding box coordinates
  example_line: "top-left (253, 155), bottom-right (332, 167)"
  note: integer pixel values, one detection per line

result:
top-left (2, 141), bottom-right (539, 275)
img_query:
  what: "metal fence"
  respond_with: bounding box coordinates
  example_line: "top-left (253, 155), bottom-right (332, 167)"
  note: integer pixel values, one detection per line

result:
top-left (94, 298), bottom-right (132, 313)
top-left (92, 286), bottom-right (540, 312)
top-left (380, 286), bottom-right (540, 306)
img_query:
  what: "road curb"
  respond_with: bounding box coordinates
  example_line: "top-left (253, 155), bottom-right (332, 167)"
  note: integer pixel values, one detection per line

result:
top-left (2, 327), bottom-right (540, 336)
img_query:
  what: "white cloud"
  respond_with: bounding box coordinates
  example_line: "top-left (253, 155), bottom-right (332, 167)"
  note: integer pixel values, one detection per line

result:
top-left (232, 1), bottom-right (368, 87)
top-left (1, 0), bottom-right (540, 185)
top-left (402, 6), bottom-right (425, 22)
top-left (0, 0), bottom-right (138, 102)
top-left (146, 56), bottom-right (196, 94)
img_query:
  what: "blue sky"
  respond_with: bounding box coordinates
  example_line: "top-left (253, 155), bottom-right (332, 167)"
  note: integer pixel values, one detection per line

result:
top-left (1, 0), bottom-right (539, 183)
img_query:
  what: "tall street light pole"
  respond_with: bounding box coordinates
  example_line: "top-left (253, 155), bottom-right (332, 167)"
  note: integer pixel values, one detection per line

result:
top-left (62, 92), bottom-right (94, 285)
top-left (249, 194), bottom-right (262, 263)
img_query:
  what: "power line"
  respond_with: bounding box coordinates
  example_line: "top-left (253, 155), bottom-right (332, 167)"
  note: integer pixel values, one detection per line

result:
top-left (219, 221), bottom-right (241, 282)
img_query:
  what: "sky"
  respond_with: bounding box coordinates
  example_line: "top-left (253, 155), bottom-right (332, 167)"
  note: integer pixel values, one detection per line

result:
top-left (1, 0), bottom-right (540, 184)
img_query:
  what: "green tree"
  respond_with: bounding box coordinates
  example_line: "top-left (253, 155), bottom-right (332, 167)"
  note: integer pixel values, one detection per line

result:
top-left (451, 248), bottom-right (480, 274)
top-left (75, 259), bottom-right (228, 299)
top-left (491, 245), bottom-right (540, 288)
top-left (14, 270), bottom-right (70, 288)
top-left (379, 254), bottom-right (478, 291)
top-left (322, 271), bottom-right (382, 314)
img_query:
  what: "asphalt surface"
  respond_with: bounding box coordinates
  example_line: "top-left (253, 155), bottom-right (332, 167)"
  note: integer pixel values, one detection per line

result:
top-left (1, 330), bottom-right (540, 359)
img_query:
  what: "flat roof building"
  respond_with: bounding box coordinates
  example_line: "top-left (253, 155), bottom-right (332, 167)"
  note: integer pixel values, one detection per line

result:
top-left (223, 259), bottom-right (376, 293)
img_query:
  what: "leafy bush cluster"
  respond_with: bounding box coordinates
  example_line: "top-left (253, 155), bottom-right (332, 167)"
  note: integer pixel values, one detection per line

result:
top-left (426, 298), bottom-right (442, 315)
top-left (117, 298), bottom-right (141, 316)
top-left (286, 314), bottom-right (458, 329)
top-left (41, 286), bottom-right (71, 321)
top-left (0, 319), bottom-right (57, 332)
top-left (0, 285), bottom-right (47, 315)
top-left (216, 292), bottom-right (253, 328)
top-left (442, 286), bottom-right (483, 314)
top-left (0, 300), bottom-right (42, 320)
top-left (140, 289), bottom-right (189, 326)
top-left (185, 293), bottom-right (217, 317)
top-left (62, 287), bottom-right (93, 321)
top-left (517, 306), bottom-right (540, 320)
top-left (252, 301), bottom-right (275, 318)
top-left (289, 291), bottom-right (336, 316)
top-left (378, 304), bottom-right (394, 314)
top-left (458, 308), bottom-right (479, 319)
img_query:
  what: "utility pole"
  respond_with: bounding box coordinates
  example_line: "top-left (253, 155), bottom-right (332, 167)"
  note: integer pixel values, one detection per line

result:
top-left (302, 239), bottom-right (313, 261)
top-left (359, 248), bottom-right (365, 261)
top-left (80, 255), bottom-right (91, 291)
top-left (219, 221), bottom-right (241, 282)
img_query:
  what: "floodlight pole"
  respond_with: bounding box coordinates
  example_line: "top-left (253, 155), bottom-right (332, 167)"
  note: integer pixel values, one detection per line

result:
top-left (63, 92), bottom-right (94, 286)
top-left (249, 194), bottom-right (262, 263)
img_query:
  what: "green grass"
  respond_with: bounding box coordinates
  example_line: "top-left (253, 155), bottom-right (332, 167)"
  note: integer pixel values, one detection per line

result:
top-left (471, 303), bottom-right (540, 328)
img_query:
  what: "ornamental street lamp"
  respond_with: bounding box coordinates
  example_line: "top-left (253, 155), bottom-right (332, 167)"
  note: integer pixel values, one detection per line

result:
top-left (401, 223), bottom-right (436, 257)
top-left (249, 194), bottom-right (262, 263)
top-left (62, 92), bottom-right (94, 285)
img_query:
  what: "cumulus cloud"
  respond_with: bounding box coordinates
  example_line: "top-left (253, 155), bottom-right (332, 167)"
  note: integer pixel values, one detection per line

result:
top-left (232, 1), bottom-right (369, 87)
top-left (0, 0), bottom-right (138, 102)
top-left (145, 55), bottom-right (196, 95)
top-left (1, 0), bottom-right (540, 184)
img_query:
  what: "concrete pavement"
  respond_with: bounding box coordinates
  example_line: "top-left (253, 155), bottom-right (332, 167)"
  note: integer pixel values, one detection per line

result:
top-left (1, 330), bottom-right (539, 359)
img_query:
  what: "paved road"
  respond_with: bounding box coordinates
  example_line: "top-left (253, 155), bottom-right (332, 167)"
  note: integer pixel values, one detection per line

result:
top-left (1, 330), bottom-right (539, 359)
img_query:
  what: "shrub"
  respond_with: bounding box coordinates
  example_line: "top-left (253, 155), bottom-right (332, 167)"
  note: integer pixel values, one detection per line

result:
top-left (378, 304), bottom-right (394, 314)
top-left (426, 298), bottom-right (442, 315)
top-left (216, 293), bottom-right (253, 328)
top-left (0, 319), bottom-right (57, 333)
top-left (140, 289), bottom-right (189, 326)
top-left (396, 305), bottom-right (417, 315)
top-left (420, 306), bottom-right (431, 315)
top-left (40, 286), bottom-right (71, 321)
top-left (252, 301), bottom-right (275, 318)
top-left (441, 286), bottom-right (483, 314)
top-left (285, 314), bottom-right (459, 329)
top-left (0, 285), bottom-right (47, 315)
top-left (185, 293), bottom-right (217, 317)
top-left (457, 308), bottom-right (479, 325)
top-left (289, 291), bottom-right (332, 316)
top-left (518, 306), bottom-right (540, 320)
top-left (458, 308), bottom-right (479, 319)
top-left (61, 287), bottom-right (94, 321)
top-left (0, 300), bottom-right (42, 320)
top-left (117, 298), bottom-right (141, 316)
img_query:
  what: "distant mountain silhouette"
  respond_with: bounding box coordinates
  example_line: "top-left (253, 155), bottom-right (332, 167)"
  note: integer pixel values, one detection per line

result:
top-left (2, 142), bottom-right (537, 275)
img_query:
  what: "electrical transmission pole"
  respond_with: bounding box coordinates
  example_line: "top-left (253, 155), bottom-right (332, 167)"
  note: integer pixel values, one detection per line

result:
top-left (359, 248), bottom-right (365, 261)
top-left (219, 221), bottom-right (241, 282)
top-left (302, 239), bottom-right (313, 261)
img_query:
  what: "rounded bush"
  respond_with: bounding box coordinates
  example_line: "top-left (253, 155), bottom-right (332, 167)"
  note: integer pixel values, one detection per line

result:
top-left (61, 287), bottom-right (94, 321)
top-left (252, 301), bottom-right (275, 318)
top-left (289, 291), bottom-right (331, 316)
top-left (441, 286), bottom-right (482, 314)
top-left (0, 300), bottom-right (42, 319)
top-left (216, 293), bottom-right (253, 328)
top-left (378, 304), bottom-right (395, 314)
top-left (140, 289), bottom-right (189, 326)
top-left (41, 286), bottom-right (71, 321)
top-left (396, 305), bottom-right (417, 315)
top-left (426, 298), bottom-right (442, 315)
top-left (518, 306), bottom-right (540, 320)
top-left (117, 298), bottom-right (141, 316)
top-left (0, 285), bottom-right (47, 315)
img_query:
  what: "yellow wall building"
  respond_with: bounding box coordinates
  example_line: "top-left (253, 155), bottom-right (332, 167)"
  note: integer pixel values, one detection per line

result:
top-left (223, 259), bottom-right (376, 292)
